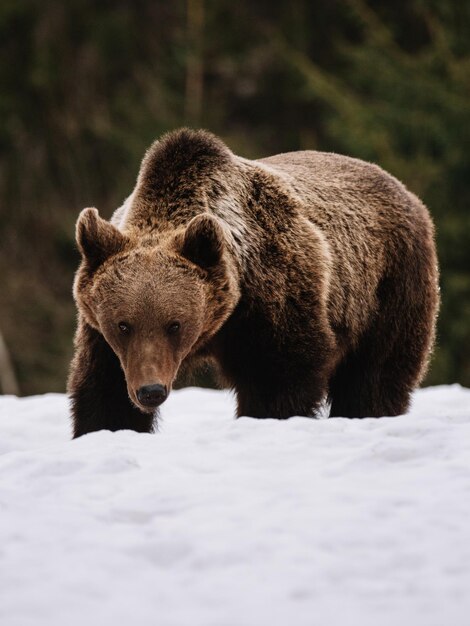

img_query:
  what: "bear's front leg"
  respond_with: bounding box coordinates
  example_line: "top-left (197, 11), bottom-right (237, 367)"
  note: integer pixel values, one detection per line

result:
top-left (68, 317), bottom-right (154, 438)
top-left (235, 371), bottom-right (328, 419)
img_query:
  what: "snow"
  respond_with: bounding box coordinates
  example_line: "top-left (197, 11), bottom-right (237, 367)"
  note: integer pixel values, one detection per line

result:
top-left (1, 385), bottom-right (470, 626)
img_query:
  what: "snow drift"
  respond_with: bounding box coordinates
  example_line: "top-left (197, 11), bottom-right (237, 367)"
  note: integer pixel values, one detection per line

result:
top-left (1, 385), bottom-right (470, 626)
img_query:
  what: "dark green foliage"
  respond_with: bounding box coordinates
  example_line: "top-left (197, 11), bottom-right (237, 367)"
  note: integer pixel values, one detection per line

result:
top-left (0, 0), bottom-right (468, 393)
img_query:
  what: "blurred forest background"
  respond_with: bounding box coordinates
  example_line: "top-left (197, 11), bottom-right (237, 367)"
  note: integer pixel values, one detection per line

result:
top-left (0, 0), bottom-right (469, 395)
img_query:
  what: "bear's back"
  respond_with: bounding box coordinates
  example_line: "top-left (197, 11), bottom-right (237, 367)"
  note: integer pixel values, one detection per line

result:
top-left (257, 149), bottom-right (429, 269)
top-left (258, 150), bottom-right (419, 224)
top-left (256, 150), bottom-right (434, 342)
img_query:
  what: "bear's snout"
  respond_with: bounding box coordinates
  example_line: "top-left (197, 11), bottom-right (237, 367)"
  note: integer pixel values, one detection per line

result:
top-left (136, 383), bottom-right (168, 408)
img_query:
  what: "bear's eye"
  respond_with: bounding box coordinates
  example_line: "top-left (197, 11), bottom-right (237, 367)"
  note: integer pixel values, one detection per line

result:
top-left (118, 321), bottom-right (131, 335)
top-left (167, 321), bottom-right (181, 336)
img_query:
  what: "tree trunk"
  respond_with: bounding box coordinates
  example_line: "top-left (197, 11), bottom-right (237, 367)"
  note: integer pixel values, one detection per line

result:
top-left (185, 0), bottom-right (204, 126)
top-left (0, 330), bottom-right (19, 395)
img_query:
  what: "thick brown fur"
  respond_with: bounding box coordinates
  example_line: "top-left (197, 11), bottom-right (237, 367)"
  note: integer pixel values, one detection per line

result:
top-left (68, 128), bottom-right (439, 437)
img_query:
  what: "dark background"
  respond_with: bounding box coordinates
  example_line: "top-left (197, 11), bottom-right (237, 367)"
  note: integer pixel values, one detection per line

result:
top-left (0, 0), bottom-right (469, 395)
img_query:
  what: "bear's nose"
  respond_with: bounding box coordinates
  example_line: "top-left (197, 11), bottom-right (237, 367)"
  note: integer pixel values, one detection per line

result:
top-left (136, 384), bottom-right (168, 408)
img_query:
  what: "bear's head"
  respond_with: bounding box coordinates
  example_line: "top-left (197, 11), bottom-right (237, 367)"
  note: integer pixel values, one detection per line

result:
top-left (73, 208), bottom-right (240, 413)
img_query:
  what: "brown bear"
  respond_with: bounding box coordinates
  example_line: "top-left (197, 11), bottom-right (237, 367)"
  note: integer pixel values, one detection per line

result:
top-left (68, 128), bottom-right (439, 438)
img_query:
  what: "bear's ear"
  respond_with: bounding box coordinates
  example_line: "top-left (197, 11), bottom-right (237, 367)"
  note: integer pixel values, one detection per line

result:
top-left (180, 213), bottom-right (225, 270)
top-left (76, 208), bottom-right (128, 271)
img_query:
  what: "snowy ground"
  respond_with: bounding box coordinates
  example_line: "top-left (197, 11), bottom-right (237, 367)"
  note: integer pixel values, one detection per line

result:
top-left (1, 386), bottom-right (470, 626)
